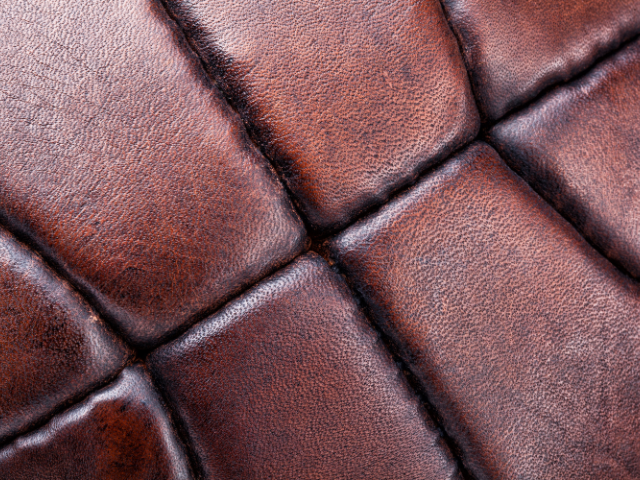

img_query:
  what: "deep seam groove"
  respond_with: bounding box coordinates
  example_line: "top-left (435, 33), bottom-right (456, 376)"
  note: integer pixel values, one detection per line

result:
top-left (142, 362), bottom-right (207, 480)
top-left (2, 0), bottom-right (639, 464)
top-left (154, 0), bottom-right (315, 239)
top-left (310, 140), bottom-right (476, 243)
top-left (314, 244), bottom-right (477, 480)
top-left (480, 31), bottom-right (640, 132)
top-left (436, 0), bottom-right (485, 121)
top-left (0, 361), bottom-right (131, 452)
top-left (140, 250), bottom-right (306, 358)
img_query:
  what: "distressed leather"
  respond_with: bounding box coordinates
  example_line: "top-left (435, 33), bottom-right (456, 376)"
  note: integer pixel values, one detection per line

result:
top-left (163, 0), bottom-right (479, 231)
top-left (329, 143), bottom-right (640, 480)
top-left (1, 0), bottom-right (639, 478)
top-left (442, 0), bottom-right (640, 120)
top-left (491, 39), bottom-right (640, 279)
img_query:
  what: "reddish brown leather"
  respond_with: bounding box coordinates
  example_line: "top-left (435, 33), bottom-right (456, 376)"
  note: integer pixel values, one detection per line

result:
top-left (3, 0), bottom-right (640, 477)
top-left (491, 39), bottom-right (640, 279)
top-left (328, 143), bottom-right (640, 480)
top-left (0, 366), bottom-right (192, 480)
top-left (0, 226), bottom-right (129, 443)
top-left (149, 254), bottom-right (460, 480)
top-left (442, 0), bottom-right (640, 120)
top-left (163, 0), bottom-right (479, 231)
top-left (0, 0), bottom-right (305, 348)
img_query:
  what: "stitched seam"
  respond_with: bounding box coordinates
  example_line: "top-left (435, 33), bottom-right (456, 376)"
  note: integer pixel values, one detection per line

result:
top-left (2, 2), bottom-right (639, 473)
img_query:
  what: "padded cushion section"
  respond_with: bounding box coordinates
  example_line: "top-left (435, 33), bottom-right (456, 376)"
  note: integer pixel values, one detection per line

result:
top-left (329, 143), bottom-right (640, 480)
top-left (442, 0), bottom-right (640, 120)
top-left (149, 254), bottom-right (460, 480)
top-left (0, 366), bottom-right (192, 480)
top-left (0, 227), bottom-right (129, 444)
top-left (0, 0), bottom-right (305, 348)
top-left (491, 39), bottom-right (640, 279)
top-left (164, 0), bottom-right (479, 231)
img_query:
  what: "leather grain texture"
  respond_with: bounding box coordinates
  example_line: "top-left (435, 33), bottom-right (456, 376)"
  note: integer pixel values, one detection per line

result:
top-left (149, 254), bottom-right (460, 480)
top-left (329, 143), bottom-right (640, 480)
top-left (2, 0), bottom-right (640, 477)
top-left (0, 366), bottom-right (193, 480)
top-left (0, 226), bottom-right (129, 444)
top-left (491, 38), bottom-right (640, 279)
top-left (0, 0), bottom-right (305, 348)
top-left (163, 0), bottom-right (480, 231)
top-left (442, 0), bottom-right (640, 120)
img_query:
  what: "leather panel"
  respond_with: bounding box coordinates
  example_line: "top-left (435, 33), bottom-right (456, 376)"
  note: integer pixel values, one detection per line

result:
top-left (329, 143), bottom-right (640, 480)
top-left (0, 0), bottom-right (306, 348)
top-left (149, 254), bottom-right (460, 480)
top-left (163, 0), bottom-right (479, 231)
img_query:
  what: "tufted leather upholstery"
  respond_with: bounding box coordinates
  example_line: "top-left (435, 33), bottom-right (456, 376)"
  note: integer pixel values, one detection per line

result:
top-left (0, 0), bottom-right (639, 479)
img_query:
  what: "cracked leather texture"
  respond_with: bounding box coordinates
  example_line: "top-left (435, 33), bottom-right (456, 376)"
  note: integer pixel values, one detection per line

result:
top-left (442, 0), bottom-right (640, 120)
top-left (0, 226), bottom-right (129, 444)
top-left (0, 366), bottom-right (193, 480)
top-left (149, 254), bottom-right (460, 480)
top-left (163, 0), bottom-right (479, 232)
top-left (0, 0), bottom-right (305, 349)
top-left (491, 38), bottom-right (640, 280)
top-left (329, 143), bottom-right (640, 480)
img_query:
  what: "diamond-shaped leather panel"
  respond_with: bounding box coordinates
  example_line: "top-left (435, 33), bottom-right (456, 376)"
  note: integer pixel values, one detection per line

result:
top-left (2, 0), bottom-right (640, 478)
top-left (163, 0), bottom-right (479, 231)
top-left (0, 0), bottom-right (305, 349)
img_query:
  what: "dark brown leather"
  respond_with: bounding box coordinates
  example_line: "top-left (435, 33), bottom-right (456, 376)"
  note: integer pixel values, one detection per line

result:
top-left (2, 0), bottom-right (640, 478)
top-left (0, 366), bottom-right (192, 480)
top-left (149, 254), bottom-right (460, 480)
top-left (490, 38), bottom-right (640, 279)
top-left (0, 0), bottom-right (305, 349)
top-left (162, 0), bottom-right (479, 231)
top-left (328, 143), bottom-right (640, 480)
top-left (442, 0), bottom-right (640, 121)
top-left (0, 226), bottom-right (129, 443)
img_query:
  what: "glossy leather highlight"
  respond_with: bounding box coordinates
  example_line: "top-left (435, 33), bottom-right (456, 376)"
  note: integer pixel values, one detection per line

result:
top-left (329, 143), bottom-right (640, 480)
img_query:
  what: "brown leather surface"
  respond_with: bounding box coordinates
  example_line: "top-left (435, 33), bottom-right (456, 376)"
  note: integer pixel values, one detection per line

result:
top-left (490, 38), bottom-right (640, 279)
top-left (442, 0), bottom-right (640, 121)
top-left (2, 0), bottom-right (640, 478)
top-left (0, 0), bottom-right (305, 348)
top-left (163, 0), bottom-right (479, 231)
top-left (328, 143), bottom-right (640, 479)
top-left (0, 366), bottom-right (193, 480)
top-left (0, 226), bottom-right (129, 443)
top-left (149, 254), bottom-right (460, 480)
